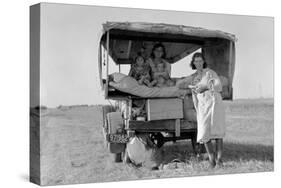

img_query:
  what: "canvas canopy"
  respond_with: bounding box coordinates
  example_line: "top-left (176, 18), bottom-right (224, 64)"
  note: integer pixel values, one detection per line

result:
top-left (99, 21), bottom-right (236, 100)
top-left (100, 22), bottom-right (236, 64)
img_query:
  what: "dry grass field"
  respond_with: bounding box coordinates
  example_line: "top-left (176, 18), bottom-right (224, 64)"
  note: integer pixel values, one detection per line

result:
top-left (34, 98), bottom-right (274, 185)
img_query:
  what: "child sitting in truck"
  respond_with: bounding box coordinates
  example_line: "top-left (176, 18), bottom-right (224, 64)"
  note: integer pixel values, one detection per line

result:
top-left (129, 55), bottom-right (153, 87)
top-left (151, 63), bottom-right (175, 87)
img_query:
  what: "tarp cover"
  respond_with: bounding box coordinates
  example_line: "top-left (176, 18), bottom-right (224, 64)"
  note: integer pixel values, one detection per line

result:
top-left (103, 22), bottom-right (237, 42)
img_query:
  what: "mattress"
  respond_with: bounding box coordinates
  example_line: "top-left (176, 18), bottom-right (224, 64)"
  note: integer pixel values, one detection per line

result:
top-left (109, 73), bottom-right (190, 98)
top-left (108, 72), bottom-right (229, 99)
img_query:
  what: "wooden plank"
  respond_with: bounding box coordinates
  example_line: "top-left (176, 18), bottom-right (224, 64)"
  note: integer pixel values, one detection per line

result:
top-left (128, 119), bottom-right (196, 131)
top-left (147, 98), bottom-right (183, 121)
top-left (175, 119), bottom-right (181, 137)
top-left (162, 132), bottom-right (197, 142)
top-left (115, 58), bottom-right (134, 64)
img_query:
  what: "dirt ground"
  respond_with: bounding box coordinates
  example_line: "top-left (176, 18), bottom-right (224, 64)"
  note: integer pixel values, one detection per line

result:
top-left (32, 99), bottom-right (273, 185)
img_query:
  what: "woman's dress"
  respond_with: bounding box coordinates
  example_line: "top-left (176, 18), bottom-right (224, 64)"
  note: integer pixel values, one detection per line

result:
top-left (179, 68), bottom-right (226, 143)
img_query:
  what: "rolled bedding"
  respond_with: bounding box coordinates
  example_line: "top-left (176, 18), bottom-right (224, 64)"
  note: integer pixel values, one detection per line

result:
top-left (109, 73), bottom-right (191, 98)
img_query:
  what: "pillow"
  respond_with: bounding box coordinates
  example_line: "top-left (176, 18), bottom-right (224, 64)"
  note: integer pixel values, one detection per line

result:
top-left (110, 72), bottom-right (127, 83)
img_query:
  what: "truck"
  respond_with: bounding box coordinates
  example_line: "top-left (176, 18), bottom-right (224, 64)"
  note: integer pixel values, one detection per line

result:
top-left (98, 22), bottom-right (236, 162)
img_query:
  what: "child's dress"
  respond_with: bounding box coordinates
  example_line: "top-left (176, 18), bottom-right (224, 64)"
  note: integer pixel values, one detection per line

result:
top-left (129, 63), bottom-right (152, 82)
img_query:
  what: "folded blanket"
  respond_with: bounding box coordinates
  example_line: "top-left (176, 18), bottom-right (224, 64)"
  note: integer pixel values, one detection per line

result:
top-left (109, 73), bottom-right (190, 98)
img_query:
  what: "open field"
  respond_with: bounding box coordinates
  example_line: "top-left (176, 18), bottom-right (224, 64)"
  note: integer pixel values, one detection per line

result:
top-left (32, 98), bottom-right (274, 185)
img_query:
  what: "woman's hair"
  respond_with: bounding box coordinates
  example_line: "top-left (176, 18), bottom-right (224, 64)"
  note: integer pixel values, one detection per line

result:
top-left (150, 43), bottom-right (166, 59)
top-left (190, 52), bottom-right (208, 70)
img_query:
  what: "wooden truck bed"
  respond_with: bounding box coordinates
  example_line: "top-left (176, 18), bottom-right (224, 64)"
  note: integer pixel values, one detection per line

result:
top-left (127, 119), bottom-right (196, 133)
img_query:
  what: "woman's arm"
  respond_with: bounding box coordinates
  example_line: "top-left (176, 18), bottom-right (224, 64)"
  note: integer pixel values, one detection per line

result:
top-left (207, 69), bottom-right (222, 92)
top-left (176, 75), bottom-right (193, 89)
top-left (194, 69), bottom-right (222, 93)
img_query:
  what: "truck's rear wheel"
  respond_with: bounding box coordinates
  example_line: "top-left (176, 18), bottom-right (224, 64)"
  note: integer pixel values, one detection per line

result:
top-left (114, 153), bottom-right (123, 163)
top-left (150, 133), bottom-right (165, 148)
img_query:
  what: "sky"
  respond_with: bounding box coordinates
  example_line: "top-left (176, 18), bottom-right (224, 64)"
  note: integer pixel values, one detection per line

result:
top-left (36, 3), bottom-right (274, 107)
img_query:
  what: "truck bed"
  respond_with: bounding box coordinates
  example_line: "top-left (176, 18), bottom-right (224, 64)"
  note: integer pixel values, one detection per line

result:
top-left (127, 119), bottom-right (196, 133)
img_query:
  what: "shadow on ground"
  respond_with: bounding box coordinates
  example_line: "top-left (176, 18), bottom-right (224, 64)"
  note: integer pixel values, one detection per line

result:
top-left (156, 141), bottom-right (273, 165)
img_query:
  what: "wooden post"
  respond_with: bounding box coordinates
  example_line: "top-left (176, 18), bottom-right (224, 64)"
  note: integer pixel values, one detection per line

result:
top-left (175, 119), bottom-right (181, 137)
top-left (128, 99), bottom-right (132, 120)
top-left (98, 43), bottom-right (103, 89)
top-left (228, 41), bottom-right (235, 100)
top-left (127, 40), bottom-right (132, 58)
top-left (104, 31), bottom-right (110, 99)
top-left (106, 31), bottom-right (110, 84)
top-left (125, 100), bottom-right (130, 129)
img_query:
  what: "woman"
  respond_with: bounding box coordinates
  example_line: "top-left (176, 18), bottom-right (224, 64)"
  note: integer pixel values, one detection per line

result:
top-left (146, 43), bottom-right (171, 82)
top-left (178, 52), bottom-right (225, 168)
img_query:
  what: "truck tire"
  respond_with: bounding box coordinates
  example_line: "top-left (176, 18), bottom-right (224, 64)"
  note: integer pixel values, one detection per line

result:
top-left (150, 133), bottom-right (165, 148)
top-left (123, 149), bottom-right (131, 164)
top-left (114, 153), bottom-right (123, 163)
top-left (106, 112), bottom-right (126, 158)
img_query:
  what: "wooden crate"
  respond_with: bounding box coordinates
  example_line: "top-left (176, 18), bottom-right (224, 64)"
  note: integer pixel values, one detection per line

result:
top-left (146, 98), bottom-right (183, 121)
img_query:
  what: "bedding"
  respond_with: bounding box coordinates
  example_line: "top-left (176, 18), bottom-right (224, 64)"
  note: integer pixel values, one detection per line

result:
top-left (108, 72), bottom-right (229, 99)
top-left (109, 73), bottom-right (190, 98)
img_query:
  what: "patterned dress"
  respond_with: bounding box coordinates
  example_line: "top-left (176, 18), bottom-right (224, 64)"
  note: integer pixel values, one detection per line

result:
top-left (190, 68), bottom-right (226, 143)
top-left (129, 63), bottom-right (152, 82)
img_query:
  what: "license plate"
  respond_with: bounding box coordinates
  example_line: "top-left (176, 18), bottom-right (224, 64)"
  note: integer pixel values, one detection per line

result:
top-left (107, 134), bottom-right (130, 143)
